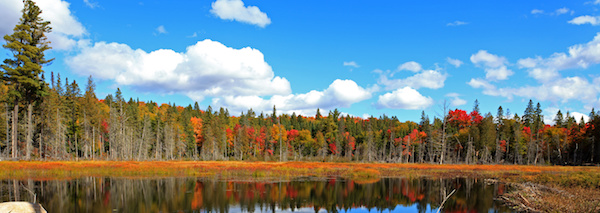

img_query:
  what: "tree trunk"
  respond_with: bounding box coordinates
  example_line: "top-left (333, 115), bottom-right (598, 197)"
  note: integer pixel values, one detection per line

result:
top-left (25, 104), bottom-right (33, 160)
top-left (138, 116), bottom-right (148, 161)
top-left (75, 133), bottom-right (78, 161)
top-left (5, 103), bottom-right (9, 159)
top-left (92, 127), bottom-right (95, 160)
top-left (12, 101), bottom-right (19, 159)
top-left (39, 126), bottom-right (43, 159)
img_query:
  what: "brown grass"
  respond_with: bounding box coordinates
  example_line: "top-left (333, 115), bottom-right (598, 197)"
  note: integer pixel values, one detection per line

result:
top-left (1, 161), bottom-right (598, 184)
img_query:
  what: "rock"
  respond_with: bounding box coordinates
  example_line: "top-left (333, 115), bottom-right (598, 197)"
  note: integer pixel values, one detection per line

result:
top-left (0, 202), bottom-right (47, 213)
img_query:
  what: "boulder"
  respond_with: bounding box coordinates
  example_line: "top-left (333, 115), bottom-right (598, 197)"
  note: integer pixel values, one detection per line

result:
top-left (0, 202), bottom-right (47, 213)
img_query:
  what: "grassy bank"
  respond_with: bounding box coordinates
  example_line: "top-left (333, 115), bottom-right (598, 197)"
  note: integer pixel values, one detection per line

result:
top-left (1, 161), bottom-right (599, 212)
top-left (1, 161), bottom-right (599, 185)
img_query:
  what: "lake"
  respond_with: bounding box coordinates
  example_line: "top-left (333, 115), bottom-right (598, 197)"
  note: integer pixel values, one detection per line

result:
top-left (1, 177), bottom-right (512, 212)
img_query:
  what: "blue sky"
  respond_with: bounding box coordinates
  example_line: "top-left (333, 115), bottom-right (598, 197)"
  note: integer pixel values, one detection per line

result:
top-left (2, 0), bottom-right (600, 123)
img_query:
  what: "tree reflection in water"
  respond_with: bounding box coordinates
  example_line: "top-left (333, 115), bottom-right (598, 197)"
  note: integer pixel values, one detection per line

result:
top-left (0, 177), bottom-right (511, 212)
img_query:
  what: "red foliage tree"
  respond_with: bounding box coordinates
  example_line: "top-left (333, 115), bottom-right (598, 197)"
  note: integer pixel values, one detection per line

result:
top-left (190, 117), bottom-right (203, 147)
top-left (448, 109), bottom-right (472, 129)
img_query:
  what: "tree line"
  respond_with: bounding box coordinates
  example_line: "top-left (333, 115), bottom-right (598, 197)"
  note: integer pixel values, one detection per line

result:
top-left (2, 0), bottom-right (599, 164)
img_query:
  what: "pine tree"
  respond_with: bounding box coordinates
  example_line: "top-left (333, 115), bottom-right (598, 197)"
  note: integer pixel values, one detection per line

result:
top-left (496, 106), bottom-right (504, 124)
top-left (555, 110), bottom-right (564, 127)
top-left (523, 100), bottom-right (535, 127)
top-left (2, 0), bottom-right (53, 159)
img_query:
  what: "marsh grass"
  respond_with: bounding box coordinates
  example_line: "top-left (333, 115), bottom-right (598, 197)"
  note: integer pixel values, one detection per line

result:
top-left (1, 161), bottom-right (599, 188)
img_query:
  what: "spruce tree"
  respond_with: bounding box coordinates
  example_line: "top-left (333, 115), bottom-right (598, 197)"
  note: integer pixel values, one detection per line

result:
top-left (2, 0), bottom-right (53, 159)
top-left (555, 110), bottom-right (564, 127)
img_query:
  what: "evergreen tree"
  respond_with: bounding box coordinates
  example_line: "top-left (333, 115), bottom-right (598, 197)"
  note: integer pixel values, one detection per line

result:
top-left (496, 106), bottom-right (504, 124)
top-left (2, 0), bottom-right (53, 159)
top-left (523, 100), bottom-right (535, 127)
top-left (555, 110), bottom-right (564, 127)
top-left (473, 99), bottom-right (480, 113)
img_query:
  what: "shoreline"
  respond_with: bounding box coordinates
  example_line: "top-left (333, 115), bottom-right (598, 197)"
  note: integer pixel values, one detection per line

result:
top-left (2, 161), bottom-right (599, 212)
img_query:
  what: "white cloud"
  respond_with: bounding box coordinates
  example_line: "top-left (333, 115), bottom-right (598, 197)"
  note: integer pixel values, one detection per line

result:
top-left (471, 50), bottom-right (507, 68)
top-left (531, 8), bottom-right (572, 16)
top-left (484, 66), bottom-right (514, 81)
top-left (446, 21), bottom-right (468, 26)
top-left (398, 61), bottom-right (422, 72)
top-left (343, 61), bottom-right (359, 68)
top-left (468, 77), bottom-right (600, 103)
top-left (543, 107), bottom-right (561, 124)
top-left (517, 33), bottom-right (600, 82)
top-left (376, 87), bottom-right (434, 110)
top-left (555, 7), bottom-right (571, 15)
top-left (67, 39), bottom-right (291, 101)
top-left (0, 0), bottom-right (87, 50)
top-left (0, 0), bottom-right (22, 37)
top-left (361, 114), bottom-right (371, 119)
top-left (378, 61), bottom-right (447, 90)
top-left (470, 50), bottom-right (513, 81)
top-left (210, 0), bottom-right (271, 28)
top-left (212, 79), bottom-right (374, 115)
top-left (531, 9), bottom-right (544, 14)
top-left (379, 69), bottom-right (447, 90)
top-left (446, 57), bottom-right (463, 68)
top-left (83, 0), bottom-right (98, 9)
top-left (543, 108), bottom-right (590, 124)
top-left (467, 78), bottom-right (513, 99)
top-left (570, 112), bottom-right (590, 123)
top-left (446, 93), bottom-right (467, 107)
top-left (156, 25), bottom-right (167, 34)
top-left (568, 15), bottom-right (600, 26)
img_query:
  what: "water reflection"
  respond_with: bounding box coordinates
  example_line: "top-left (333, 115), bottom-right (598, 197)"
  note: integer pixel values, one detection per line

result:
top-left (0, 177), bottom-right (511, 212)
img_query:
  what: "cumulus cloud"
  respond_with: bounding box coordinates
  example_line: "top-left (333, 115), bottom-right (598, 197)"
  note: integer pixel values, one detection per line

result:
top-left (210, 0), bottom-right (271, 28)
top-left (544, 107), bottom-right (590, 124)
top-left (0, 0), bottom-right (22, 37)
top-left (398, 61), bottom-right (422, 72)
top-left (446, 93), bottom-right (467, 107)
top-left (376, 87), bottom-right (434, 110)
top-left (212, 79), bottom-right (374, 115)
top-left (571, 112), bottom-right (591, 123)
top-left (446, 21), bottom-right (468, 26)
top-left (446, 57), bottom-right (463, 68)
top-left (470, 50), bottom-right (513, 81)
top-left (0, 0), bottom-right (87, 50)
top-left (569, 15), bottom-right (600, 26)
top-left (379, 70), bottom-right (447, 90)
top-left (467, 77), bottom-right (600, 103)
top-left (517, 33), bottom-right (600, 82)
top-left (378, 61), bottom-right (447, 90)
top-left (67, 39), bottom-right (292, 101)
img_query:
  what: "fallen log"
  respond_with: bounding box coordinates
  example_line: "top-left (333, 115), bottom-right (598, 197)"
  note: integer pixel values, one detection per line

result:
top-left (0, 202), bottom-right (47, 213)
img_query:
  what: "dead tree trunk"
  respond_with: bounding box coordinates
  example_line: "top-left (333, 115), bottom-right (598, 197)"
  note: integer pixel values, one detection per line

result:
top-left (12, 101), bottom-right (18, 159)
top-left (26, 103), bottom-right (33, 160)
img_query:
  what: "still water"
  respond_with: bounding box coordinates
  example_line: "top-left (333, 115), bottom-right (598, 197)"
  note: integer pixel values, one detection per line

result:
top-left (1, 177), bottom-right (511, 212)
